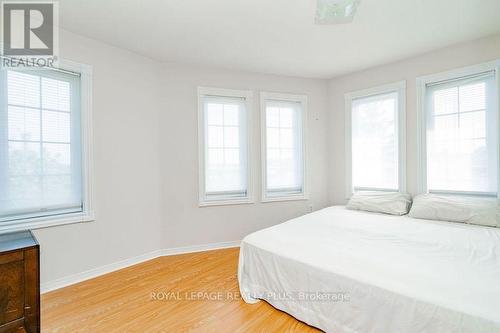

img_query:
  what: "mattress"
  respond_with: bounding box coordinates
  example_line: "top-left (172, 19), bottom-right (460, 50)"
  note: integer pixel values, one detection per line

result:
top-left (238, 206), bottom-right (500, 333)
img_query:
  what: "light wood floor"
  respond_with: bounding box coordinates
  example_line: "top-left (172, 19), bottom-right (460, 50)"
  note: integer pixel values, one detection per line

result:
top-left (41, 248), bottom-right (321, 332)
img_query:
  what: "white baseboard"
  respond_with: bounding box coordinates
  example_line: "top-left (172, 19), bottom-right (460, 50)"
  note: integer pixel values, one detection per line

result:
top-left (41, 240), bottom-right (241, 293)
top-left (160, 240), bottom-right (241, 256)
top-left (40, 249), bottom-right (163, 293)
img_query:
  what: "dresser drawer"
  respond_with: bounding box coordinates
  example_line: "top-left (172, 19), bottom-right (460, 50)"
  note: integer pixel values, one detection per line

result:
top-left (0, 252), bottom-right (23, 265)
top-left (0, 260), bottom-right (25, 326)
top-left (0, 231), bottom-right (40, 333)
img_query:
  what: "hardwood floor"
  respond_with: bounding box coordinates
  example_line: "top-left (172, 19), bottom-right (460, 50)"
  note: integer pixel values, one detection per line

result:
top-left (41, 248), bottom-right (321, 332)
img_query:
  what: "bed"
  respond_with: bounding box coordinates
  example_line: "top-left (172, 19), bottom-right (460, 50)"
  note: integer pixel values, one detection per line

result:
top-left (238, 206), bottom-right (500, 333)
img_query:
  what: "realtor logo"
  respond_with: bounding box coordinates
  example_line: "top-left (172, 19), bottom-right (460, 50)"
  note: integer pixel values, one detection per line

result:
top-left (1, 0), bottom-right (59, 67)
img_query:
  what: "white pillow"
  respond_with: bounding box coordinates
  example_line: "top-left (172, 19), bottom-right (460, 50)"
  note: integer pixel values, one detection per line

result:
top-left (408, 194), bottom-right (500, 227)
top-left (346, 191), bottom-right (412, 216)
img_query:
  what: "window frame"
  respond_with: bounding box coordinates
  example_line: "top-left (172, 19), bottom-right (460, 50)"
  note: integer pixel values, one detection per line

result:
top-left (0, 59), bottom-right (95, 233)
top-left (197, 87), bottom-right (253, 207)
top-left (344, 80), bottom-right (407, 198)
top-left (260, 91), bottom-right (308, 202)
top-left (417, 60), bottom-right (500, 197)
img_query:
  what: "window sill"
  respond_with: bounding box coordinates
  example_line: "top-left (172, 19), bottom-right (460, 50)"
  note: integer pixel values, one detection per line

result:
top-left (346, 188), bottom-right (400, 200)
top-left (199, 198), bottom-right (254, 207)
top-left (261, 194), bottom-right (308, 203)
top-left (0, 212), bottom-right (95, 234)
top-left (428, 190), bottom-right (497, 198)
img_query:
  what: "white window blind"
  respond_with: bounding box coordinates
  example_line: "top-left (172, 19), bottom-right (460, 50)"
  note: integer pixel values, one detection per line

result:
top-left (425, 72), bottom-right (498, 195)
top-left (202, 95), bottom-right (248, 202)
top-left (0, 69), bottom-right (82, 222)
top-left (351, 92), bottom-right (399, 190)
top-left (263, 99), bottom-right (304, 198)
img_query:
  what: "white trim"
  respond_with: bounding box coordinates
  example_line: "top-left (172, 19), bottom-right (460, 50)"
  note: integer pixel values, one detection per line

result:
top-left (160, 240), bottom-right (241, 256)
top-left (416, 60), bottom-right (500, 196)
top-left (344, 93), bottom-right (352, 199)
top-left (0, 59), bottom-right (95, 234)
top-left (197, 87), bottom-right (254, 207)
top-left (497, 62), bottom-right (500, 199)
top-left (77, 60), bottom-right (96, 225)
top-left (416, 77), bottom-right (427, 194)
top-left (41, 249), bottom-right (163, 293)
top-left (198, 198), bottom-right (253, 207)
top-left (260, 91), bottom-right (308, 202)
top-left (198, 86), bottom-right (252, 99)
top-left (261, 194), bottom-right (308, 203)
top-left (399, 83), bottom-right (407, 194)
top-left (416, 60), bottom-right (500, 88)
top-left (0, 212), bottom-right (94, 234)
top-left (41, 240), bottom-right (241, 293)
top-left (344, 80), bottom-right (407, 199)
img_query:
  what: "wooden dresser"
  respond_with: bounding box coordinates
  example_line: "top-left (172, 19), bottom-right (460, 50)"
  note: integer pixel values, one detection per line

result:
top-left (0, 231), bottom-right (40, 333)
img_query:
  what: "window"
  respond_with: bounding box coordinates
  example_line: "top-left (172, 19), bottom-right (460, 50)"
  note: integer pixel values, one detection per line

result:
top-left (418, 62), bottom-right (499, 196)
top-left (261, 92), bottom-right (306, 201)
top-left (198, 87), bottom-right (252, 206)
top-left (345, 81), bottom-right (406, 196)
top-left (0, 62), bottom-right (94, 232)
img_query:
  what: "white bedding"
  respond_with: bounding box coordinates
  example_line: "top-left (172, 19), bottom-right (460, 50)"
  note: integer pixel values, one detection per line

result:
top-left (238, 206), bottom-right (500, 333)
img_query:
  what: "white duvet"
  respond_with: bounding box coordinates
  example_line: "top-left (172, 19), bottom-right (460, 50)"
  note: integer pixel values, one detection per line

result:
top-left (238, 206), bottom-right (500, 333)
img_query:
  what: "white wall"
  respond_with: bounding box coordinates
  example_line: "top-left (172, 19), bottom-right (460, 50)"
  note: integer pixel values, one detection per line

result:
top-left (159, 64), bottom-right (330, 248)
top-left (32, 30), bottom-right (330, 287)
top-left (328, 34), bottom-right (500, 204)
top-left (33, 28), bottom-right (500, 289)
top-left (33, 30), bottom-right (164, 285)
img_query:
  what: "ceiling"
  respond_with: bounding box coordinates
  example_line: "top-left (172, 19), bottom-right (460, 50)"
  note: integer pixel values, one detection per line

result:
top-left (59, 0), bottom-right (500, 79)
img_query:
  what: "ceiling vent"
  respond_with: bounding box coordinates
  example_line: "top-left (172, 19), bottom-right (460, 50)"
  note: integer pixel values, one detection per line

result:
top-left (315, 0), bottom-right (361, 24)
